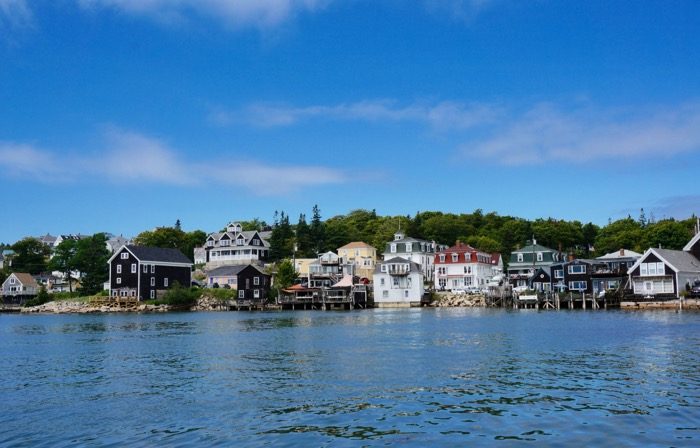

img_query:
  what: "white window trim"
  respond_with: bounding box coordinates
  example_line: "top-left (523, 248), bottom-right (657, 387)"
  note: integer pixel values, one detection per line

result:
top-left (254, 276), bottom-right (260, 285)
top-left (116, 277), bottom-right (121, 284)
top-left (131, 263), bottom-right (137, 274)
top-left (116, 265), bottom-right (122, 274)
top-left (121, 253), bottom-right (129, 259)
top-left (164, 278), bottom-right (168, 287)
top-left (150, 277), bottom-right (155, 287)
top-left (239, 290), bottom-right (245, 299)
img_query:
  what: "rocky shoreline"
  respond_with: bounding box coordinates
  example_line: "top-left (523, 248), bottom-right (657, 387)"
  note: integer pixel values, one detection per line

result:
top-left (19, 295), bottom-right (231, 314)
top-left (430, 293), bottom-right (486, 307)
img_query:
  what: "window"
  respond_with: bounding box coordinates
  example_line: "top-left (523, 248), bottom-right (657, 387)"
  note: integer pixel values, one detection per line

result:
top-left (116, 265), bottom-right (122, 274)
top-left (9, 277), bottom-right (15, 284)
top-left (150, 265), bottom-right (155, 274)
top-left (220, 239), bottom-right (230, 247)
top-left (150, 290), bottom-right (155, 299)
top-left (517, 253), bottom-right (524, 262)
top-left (390, 244), bottom-right (397, 253)
top-left (554, 269), bottom-right (564, 279)
top-left (236, 238), bottom-right (244, 246)
top-left (405, 290), bottom-right (409, 298)
top-left (439, 254), bottom-right (445, 262)
top-left (568, 265), bottom-right (586, 274)
top-left (640, 263), bottom-right (648, 276)
top-left (116, 277), bottom-right (121, 284)
top-left (383, 290), bottom-right (388, 298)
top-left (569, 281), bottom-right (587, 291)
top-left (239, 290), bottom-right (245, 299)
top-left (254, 276), bottom-right (260, 285)
top-left (537, 252), bottom-right (543, 262)
top-left (381, 265), bottom-right (387, 272)
top-left (406, 243), bottom-right (412, 252)
top-left (393, 278), bottom-right (399, 287)
top-left (452, 254), bottom-right (458, 262)
top-left (121, 252), bottom-right (128, 259)
top-left (150, 277), bottom-right (155, 287)
top-left (164, 278), bottom-right (168, 287)
top-left (143, 265), bottom-right (147, 273)
top-left (380, 278), bottom-right (385, 286)
top-left (656, 262), bottom-right (664, 275)
top-left (207, 240), bottom-right (214, 247)
top-left (254, 289), bottom-right (260, 298)
top-left (131, 263), bottom-right (137, 273)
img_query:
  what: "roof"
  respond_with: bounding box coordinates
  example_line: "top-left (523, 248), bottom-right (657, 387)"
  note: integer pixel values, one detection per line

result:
top-left (630, 248), bottom-right (700, 274)
top-left (597, 249), bottom-right (643, 260)
top-left (654, 248), bottom-right (700, 273)
top-left (684, 232), bottom-right (700, 252)
top-left (374, 257), bottom-right (423, 274)
top-left (338, 241), bottom-right (374, 250)
top-left (207, 265), bottom-right (246, 277)
top-left (332, 274), bottom-right (355, 288)
top-left (207, 264), bottom-right (268, 277)
top-left (10, 273), bottom-right (38, 287)
top-left (124, 245), bottom-right (192, 264)
top-left (512, 243), bottom-right (558, 254)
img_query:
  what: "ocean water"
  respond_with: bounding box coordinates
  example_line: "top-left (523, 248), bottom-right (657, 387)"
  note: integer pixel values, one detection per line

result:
top-left (2, 308), bottom-right (699, 447)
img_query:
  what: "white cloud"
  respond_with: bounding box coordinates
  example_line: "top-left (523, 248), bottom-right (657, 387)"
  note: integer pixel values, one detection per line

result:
top-left (210, 99), bottom-right (502, 130)
top-left (464, 102), bottom-right (700, 165)
top-left (0, 0), bottom-right (32, 31)
top-left (77, 0), bottom-right (332, 28)
top-left (0, 129), bottom-right (347, 194)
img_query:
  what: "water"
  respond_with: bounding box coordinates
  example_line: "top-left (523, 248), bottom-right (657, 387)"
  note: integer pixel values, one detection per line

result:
top-left (2, 309), bottom-right (700, 447)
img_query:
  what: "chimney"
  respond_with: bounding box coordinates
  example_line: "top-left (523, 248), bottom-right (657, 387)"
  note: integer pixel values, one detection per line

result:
top-left (568, 253), bottom-right (575, 262)
top-left (456, 240), bottom-right (462, 247)
top-left (619, 248), bottom-right (625, 256)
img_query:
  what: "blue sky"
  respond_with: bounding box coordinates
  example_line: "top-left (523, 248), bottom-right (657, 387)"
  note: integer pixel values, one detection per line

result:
top-left (1, 0), bottom-right (699, 243)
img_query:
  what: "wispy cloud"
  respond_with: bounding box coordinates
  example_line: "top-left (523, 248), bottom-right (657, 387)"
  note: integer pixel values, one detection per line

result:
top-left (77, 0), bottom-right (333, 29)
top-left (209, 99), bottom-right (503, 130)
top-left (0, 129), bottom-right (347, 194)
top-left (646, 195), bottom-right (700, 222)
top-left (0, 0), bottom-right (32, 33)
top-left (463, 102), bottom-right (700, 165)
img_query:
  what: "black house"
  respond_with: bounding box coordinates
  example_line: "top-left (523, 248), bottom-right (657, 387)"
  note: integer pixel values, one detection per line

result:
top-left (108, 245), bottom-right (192, 301)
top-left (206, 264), bottom-right (271, 302)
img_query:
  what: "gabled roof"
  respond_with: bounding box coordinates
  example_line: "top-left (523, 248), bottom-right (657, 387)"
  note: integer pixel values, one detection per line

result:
top-left (338, 242), bottom-right (374, 250)
top-left (683, 232), bottom-right (700, 252)
top-left (375, 257), bottom-right (422, 274)
top-left (629, 248), bottom-right (700, 274)
top-left (512, 243), bottom-right (558, 254)
top-left (110, 245), bottom-right (192, 265)
top-left (7, 273), bottom-right (38, 287)
top-left (597, 249), bottom-right (643, 260)
top-left (207, 264), bottom-right (268, 277)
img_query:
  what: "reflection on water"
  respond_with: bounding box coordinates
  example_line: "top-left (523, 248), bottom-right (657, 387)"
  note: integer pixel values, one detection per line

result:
top-left (1, 309), bottom-right (700, 446)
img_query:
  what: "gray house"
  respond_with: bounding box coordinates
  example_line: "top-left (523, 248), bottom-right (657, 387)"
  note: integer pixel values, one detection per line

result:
top-left (2, 273), bottom-right (39, 304)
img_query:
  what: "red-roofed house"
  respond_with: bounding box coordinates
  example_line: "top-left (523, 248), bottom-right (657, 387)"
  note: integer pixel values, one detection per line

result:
top-left (434, 242), bottom-right (503, 291)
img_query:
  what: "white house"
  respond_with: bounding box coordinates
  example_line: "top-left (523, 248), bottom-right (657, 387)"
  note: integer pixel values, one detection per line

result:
top-left (628, 248), bottom-right (700, 298)
top-left (373, 257), bottom-right (425, 307)
top-left (434, 242), bottom-right (503, 291)
top-left (382, 231), bottom-right (446, 283)
top-left (204, 222), bottom-right (270, 268)
top-left (1, 273), bottom-right (39, 302)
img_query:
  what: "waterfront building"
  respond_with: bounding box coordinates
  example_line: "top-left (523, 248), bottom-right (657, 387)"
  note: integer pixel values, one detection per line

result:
top-left (382, 231), bottom-right (446, 284)
top-left (627, 248), bottom-right (700, 298)
top-left (337, 242), bottom-right (377, 280)
top-left (373, 257), bottom-right (425, 307)
top-left (206, 264), bottom-right (271, 302)
top-left (1, 273), bottom-right (38, 303)
top-left (203, 222), bottom-right (270, 269)
top-left (108, 245), bottom-right (192, 301)
top-left (308, 251), bottom-right (348, 288)
top-left (434, 241), bottom-right (502, 291)
top-left (507, 240), bottom-right (563, 287)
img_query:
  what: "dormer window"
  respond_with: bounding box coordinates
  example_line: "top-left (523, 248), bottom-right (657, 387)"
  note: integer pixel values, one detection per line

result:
top-left (236, 237), bottom-right (244, 246)
top-left (451, 253), bottom-right (458, 262)
top-left (537, 252), bottom-right (543, 262)
top-left (439, 254), bottom-right (445, 262)
top-left (517, 253), bottom-right (524, 262)
top-left (406, 243), bottom-right (412, 252)
top-left (207, 240), bottom-right (214, 247)
top-left (390, 244), bottom-right (397, 253)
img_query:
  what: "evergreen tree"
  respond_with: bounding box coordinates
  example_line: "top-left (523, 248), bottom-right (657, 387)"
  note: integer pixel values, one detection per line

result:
top-left (269, 212), bottom-right (294, 261)
top-left (295, 214), bottom-right (313, 257)
top-left (175, 219), bottom-right (182, 231)
top-left (639, 208), bottom-right (647, 228)
top-left (309, 204), bottom-right (325, 254)
top-left (11, 237), bottom-right (50, 274)
top-left (74, 233), bottom-right (110, 295)
top-left (275, 259), bottom-right (298, 290)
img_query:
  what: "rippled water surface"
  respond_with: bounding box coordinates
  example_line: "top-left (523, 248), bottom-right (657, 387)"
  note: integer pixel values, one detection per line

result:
top-left (2, 309), bottom-right (700, 446)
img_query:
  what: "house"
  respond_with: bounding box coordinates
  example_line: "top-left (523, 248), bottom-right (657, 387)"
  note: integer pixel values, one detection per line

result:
top-left (508, 240), bottom-right (563, 287)
top-left (108, 245), bottom-right (192, 301)
top-left (373, 257), bottom-right (425, 307)
top-left (337, 242), bottom-right (377, 280)
top-left (530, 268), bottom-right (551, 292)
top-left (434, 241), bottom-right (503, 291)
top-left (193, 247), bottom-right (206, 265)
top-left (203, 222), bottom-right (270, 268)
top-left (106, 235), bottom-right (132, 253)
top-left (307, 251), bottom-right (347, 288)
top-left (293, 258), bottom-right (316, 281)
top-left (383, 231), bottom-right (446, 284)
top-left (628, 248), bottom-right (700, 298)
top-left (206, 264), bottom-right (271, 302)
top-left (38, 233), bottom-right (58, 248)
top-left (1, 273), bottom-right (38, 304)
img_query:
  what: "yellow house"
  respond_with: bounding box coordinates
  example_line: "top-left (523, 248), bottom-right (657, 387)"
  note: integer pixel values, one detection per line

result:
top-left (338, 242), bottom-right (377, 280)
top-left (293, 258), bottom-right (316, 279)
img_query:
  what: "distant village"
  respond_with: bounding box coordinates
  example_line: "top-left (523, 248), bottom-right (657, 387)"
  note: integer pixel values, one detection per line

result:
top-left (2, 209), bottom-right (700, 311)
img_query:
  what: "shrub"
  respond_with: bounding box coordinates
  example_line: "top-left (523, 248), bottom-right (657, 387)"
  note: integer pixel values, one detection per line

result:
top-left (24, 285), bottom-right (51, 307)
top-left (156, 282), bottom-right (201, 308)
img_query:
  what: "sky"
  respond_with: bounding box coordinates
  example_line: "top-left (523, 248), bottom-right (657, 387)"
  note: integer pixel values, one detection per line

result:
top-left (1, 0), bottom-right (699, 243)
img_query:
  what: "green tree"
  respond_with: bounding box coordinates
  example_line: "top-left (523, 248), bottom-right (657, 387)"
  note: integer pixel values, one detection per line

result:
top-left (642, 219), bottom-right (692, 250)
top-left (464, 235), bottom-right (501, 253)
top-left (594, 218), bottom-right (644, 254)
top-left (48, 238), bottom-right (78, 293)
top-left (11, 237), bottom-right (50, 274)
top-left (133, 226), bottom-right (205, 261)
top-left (74, 233), bottom-right (110, 295)
top-left (269, 212), bottom-right (294, 261)
top-left (309, 204), bottom-right (325, 254)
top-left (275, 259), bottom-right (297, 290)
top-left (295, 214), bottom-right (313, 257)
